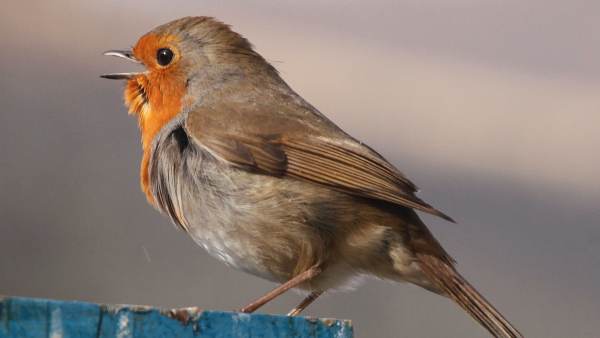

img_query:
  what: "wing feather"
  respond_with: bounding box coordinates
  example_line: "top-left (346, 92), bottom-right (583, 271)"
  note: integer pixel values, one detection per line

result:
top-left (281, 139), bottom-right (454, 222)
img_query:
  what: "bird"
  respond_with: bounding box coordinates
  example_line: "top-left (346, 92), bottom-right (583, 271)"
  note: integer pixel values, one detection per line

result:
top-left (101, 16), bottom-right (522, 337)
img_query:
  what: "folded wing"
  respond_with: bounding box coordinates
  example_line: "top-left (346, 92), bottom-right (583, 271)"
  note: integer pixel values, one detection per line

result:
top-left (185, 106), bottom-right (453, 222)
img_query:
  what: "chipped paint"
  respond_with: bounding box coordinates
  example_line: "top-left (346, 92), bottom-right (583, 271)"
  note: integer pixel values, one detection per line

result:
top-left (49, 308), bottom-right (63, 338)
top-left (321, 318), bottom-right (336, 327)
top-left (166, 306), bottom-right (203, 325)
top-left (115, 312), bottom-right (132, 338)
top-left (232, 312), bottom-right (251, 322)
top-left (333, 321), bottom-right (352, 338)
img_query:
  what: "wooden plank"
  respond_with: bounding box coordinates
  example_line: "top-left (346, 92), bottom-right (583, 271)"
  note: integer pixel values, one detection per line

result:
top-left (0, 296), bottom-right (352, 338)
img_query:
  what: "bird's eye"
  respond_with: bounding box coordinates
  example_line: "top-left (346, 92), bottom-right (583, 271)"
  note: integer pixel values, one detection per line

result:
top-left (156, 48), bottom-right (174, 66)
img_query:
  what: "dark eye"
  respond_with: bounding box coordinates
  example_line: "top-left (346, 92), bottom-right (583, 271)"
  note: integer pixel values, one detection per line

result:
top-left (156, 48), bottom-right (174, 66)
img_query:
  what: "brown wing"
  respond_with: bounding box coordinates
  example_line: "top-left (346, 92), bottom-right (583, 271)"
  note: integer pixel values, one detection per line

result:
top-left (282, 139), bottom-right (454, 222)
top-left (185, 106), bottom-right (454, 222)
top-left (199, 134), bottom-right (288, 176)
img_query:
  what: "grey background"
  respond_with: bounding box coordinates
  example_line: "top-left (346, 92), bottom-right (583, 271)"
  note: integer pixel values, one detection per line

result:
top-left (1, 1), bottom-right (599, 337)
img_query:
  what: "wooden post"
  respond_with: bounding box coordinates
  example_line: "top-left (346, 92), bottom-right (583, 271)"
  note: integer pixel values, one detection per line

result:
top-left (0, 296), bottom-right (352, 338)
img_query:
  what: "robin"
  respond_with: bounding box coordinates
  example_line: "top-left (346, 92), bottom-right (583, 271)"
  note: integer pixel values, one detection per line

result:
top-left (101, 17), bottom-right (522, 337)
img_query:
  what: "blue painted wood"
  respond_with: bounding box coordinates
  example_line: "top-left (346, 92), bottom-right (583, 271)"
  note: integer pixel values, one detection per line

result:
top-left (0, 296), bottom-right (352, 338)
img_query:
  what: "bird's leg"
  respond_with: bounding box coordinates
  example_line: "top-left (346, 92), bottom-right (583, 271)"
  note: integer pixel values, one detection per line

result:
top-left (240, 265), bottom-right (322, 313)
top-left (287, 291), bottom-right (323, 316)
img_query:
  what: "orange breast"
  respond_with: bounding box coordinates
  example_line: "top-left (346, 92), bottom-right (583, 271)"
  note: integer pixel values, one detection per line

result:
top-left (125, 70), bottom-right (186, 204)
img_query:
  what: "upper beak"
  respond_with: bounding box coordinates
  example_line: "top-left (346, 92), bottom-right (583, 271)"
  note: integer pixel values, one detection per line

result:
top-left (100, 50), bottom-right (143, 80)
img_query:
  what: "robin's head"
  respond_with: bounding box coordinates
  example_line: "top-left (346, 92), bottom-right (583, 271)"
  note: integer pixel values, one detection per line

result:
top-left (102, 17), bottom-right (281, 200)
top-left (102, 16), bottom-right (276, 149)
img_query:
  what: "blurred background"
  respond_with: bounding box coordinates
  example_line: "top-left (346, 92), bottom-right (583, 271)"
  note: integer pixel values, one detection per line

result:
top-left (1, 1), bottom-right (599, 337)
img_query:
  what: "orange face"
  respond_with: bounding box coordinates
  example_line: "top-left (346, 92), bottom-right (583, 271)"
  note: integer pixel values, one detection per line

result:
top-left (119, 33), bottom-right (188, 202)
top-left (101, 17), bottom-right (252, 203)
top-left (126, 33), bottom-right (186, 149)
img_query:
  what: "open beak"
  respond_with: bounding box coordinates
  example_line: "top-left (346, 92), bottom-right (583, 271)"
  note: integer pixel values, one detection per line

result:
top-left (100, 50), bottom-right (143, 80)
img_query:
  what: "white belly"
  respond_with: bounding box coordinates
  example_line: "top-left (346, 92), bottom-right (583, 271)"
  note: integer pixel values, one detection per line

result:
top-left (188, 222), bottom-right (280, 282)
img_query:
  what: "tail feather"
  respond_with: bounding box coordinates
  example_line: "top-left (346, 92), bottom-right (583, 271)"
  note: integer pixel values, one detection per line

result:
top-left (417, 254), bottom-right (523, 338)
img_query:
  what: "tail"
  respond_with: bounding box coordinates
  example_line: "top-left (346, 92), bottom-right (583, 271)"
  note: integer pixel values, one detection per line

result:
top-left (417, 253), bottom-right (523, 338)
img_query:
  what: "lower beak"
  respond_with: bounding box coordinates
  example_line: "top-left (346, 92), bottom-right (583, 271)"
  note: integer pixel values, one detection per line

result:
top-left (101, 50), bottom-right (143, 80)
top-left (100, 73), bottom-right (139, 80)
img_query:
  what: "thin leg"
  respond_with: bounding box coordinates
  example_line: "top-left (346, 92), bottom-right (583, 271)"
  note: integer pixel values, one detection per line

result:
top-left (240, 265), bottom-right (322, 313)
top-left (287, 291), bottom-right (323, 316)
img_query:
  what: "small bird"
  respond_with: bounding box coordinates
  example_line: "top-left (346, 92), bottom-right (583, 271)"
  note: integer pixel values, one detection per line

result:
top-left (101, 17), bottom-right (522, 337)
